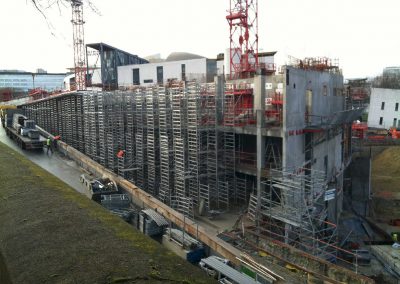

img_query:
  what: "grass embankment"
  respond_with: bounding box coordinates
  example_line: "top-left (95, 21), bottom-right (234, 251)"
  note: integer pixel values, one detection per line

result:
top-left (371, 146), bottom-right (400, 192)
top-left (0, 142), bottom-right (211, 284)
top-left (371, 146), bottom-right (400, 219)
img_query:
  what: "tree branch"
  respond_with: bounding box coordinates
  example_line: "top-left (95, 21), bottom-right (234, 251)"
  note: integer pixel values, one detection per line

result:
top-left (30, 0), bottom-right (101, 15)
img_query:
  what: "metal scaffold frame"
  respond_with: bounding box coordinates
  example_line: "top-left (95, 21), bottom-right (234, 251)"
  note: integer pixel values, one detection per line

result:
top-left (158, 87), bottom-right (174, 204)
top-left (135, 89), bottom-right (148, 191)
top-left (201, 83), bottom-right (218, 212)
top-left (187, 83), bottom-right (200, 206)
top-left (21, 80), bottom-right (267, 220)
top-left (171, 82), bottom-right (193, 218)
top-left (146, 87), bottom-right (160, 197)
top-left (121, 93), bottom-right (137, 183)
top-left (248, 167), bottom-right (338, 260)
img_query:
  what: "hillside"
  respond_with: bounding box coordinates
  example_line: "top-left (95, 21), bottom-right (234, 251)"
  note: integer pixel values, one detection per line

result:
top-left (0, 141), bottom-right (211, 284)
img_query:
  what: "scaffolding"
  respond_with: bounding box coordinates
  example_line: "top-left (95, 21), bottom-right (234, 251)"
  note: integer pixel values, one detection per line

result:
top-left (171, 83), bottom-right (193, 218)
top-left (158, 87), bottom-right (174, 204)
top-left (135, 89), bottom-right (148, 191)
top-left (20, 81), bottom-right (264, 219)
top-left (248, 168), bottom-right (338, 260)
top-left (265, 91), bottom-right (283, 126)
top-left (119, 92), bottom-right (136, 182)
top-left (187, 82), bottom-right (200, 205)
top-left (203, 83), bottom-right (218, 211)
top-left (146, 87), bottom-right (160, 197)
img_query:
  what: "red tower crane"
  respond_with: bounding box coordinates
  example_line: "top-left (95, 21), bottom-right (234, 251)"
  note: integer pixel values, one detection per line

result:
top-left (226, 0), bottom-right (259, 79)
top-left (71, 0), bottom-right (86, 90)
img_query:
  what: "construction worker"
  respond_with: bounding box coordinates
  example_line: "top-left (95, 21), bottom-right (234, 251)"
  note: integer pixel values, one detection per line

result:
top-left (117, 149), bottom-right (125, 158)
top-left (53, 135), bottom-right (61, 150)
top-left (46, 137), bottom-right (52, 155)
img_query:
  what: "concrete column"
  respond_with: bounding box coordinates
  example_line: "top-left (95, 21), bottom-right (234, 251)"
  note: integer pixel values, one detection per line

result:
top-left (215, 75), bottom-right (224, 125)
top-left (254, 75), bottom-right (266, 226)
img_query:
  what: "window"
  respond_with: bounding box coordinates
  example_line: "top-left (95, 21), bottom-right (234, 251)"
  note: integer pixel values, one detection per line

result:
top-left (323, 85), bottom-right (328, 96)
top-left (132, 68), bottom-right (140, 85)
top-left (394, 118), bottom-right (397, 127)
top-left (396, 103), bottom-right (399, 111)
top-left (379, 117), bottom-right (383, 125)
top-left (286, 69), bottom-right (289, 85)
top-left (324, 155), bottom-right (328, 177)
top-left (381, 102), bottom-right (385, 110)
top-left (144, 79), bottom-right (153, 83)
top-left (334, 88), bottom-right (342, 96)
top-left (156, 66), bottom-right (163, 84)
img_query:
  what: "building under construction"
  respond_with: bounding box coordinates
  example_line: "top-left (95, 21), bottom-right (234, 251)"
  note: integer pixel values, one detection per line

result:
top-left (19, 56), bottom-right (363, 261)
top-left (9, 0), bottom-right (366, 267)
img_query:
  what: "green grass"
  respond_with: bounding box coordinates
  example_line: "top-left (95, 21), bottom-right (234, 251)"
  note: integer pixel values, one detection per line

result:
top-left (0, 141), bottom-right (212, 284)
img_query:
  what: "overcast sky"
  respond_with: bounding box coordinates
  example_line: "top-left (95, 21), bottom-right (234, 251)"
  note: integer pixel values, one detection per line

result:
top-left (1, 0), bottom-right (399, 79)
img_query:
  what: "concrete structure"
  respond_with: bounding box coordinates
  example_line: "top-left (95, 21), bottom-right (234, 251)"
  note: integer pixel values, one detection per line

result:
top-left (19, 55), bottom-right (363, 264)
top-left (244, 63), bottom-right (362, 261)
top-left (0, 70), bottom-right (66, 92)
top-left (368, 88), bottom-right (400, 129)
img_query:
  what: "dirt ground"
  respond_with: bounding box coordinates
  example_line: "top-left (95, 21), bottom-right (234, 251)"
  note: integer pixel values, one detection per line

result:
top-left (0, 141), bottom-right (213, 284)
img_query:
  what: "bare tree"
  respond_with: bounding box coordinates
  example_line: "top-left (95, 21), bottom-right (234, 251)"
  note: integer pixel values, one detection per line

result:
top-left (372, 74), bottom-right (400, 89)
top-left (29, 0), bottom-right (100, 18)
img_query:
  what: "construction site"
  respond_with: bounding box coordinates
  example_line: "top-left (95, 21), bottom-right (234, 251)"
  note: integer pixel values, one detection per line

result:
top-left (0, 1), bottom-right (399, 284)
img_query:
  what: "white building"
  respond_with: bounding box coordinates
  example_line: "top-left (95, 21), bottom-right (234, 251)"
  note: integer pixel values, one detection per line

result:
top-left (368, 88), bottom-right (400, 129)
top-left (117, 51), bottom-right (275, 88)
top-left (118, 52), bottom-right (217, 87)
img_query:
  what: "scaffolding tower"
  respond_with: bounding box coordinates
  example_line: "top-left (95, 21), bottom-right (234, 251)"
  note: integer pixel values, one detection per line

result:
top-left (158, 87), bottom-right (174, 204)
top-left (171, 83), bottom-right (193, 218)
top-left (202, 83), bottom-right (218, 212)
top-left (146, 87), bottom-right (160, 197)
top-left (121, 92), bottom-right (137, 183)
top-left (135, 89), bottom-right (148, 191)
top-left (248, 168), bottom-right (338, 260)
top-left (187, 84), bottom-right (199, 205)
top-left (21, 82), bottom-right (267, 220)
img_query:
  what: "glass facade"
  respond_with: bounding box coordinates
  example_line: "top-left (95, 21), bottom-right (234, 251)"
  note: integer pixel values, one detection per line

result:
top-left (0, 72), bottom-right (66, 92)
top-left (86, 43), bottom-right (148, 90)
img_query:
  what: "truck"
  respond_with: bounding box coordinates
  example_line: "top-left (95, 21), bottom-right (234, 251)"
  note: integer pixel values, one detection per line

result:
top-left (2, 109), bottom-right (46, 150)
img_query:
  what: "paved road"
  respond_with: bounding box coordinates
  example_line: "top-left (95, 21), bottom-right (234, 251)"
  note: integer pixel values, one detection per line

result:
top-left (0, 124), bottom-right (86, 194)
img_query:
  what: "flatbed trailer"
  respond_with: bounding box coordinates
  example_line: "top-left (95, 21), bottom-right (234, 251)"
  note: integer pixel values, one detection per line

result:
top-left (4, 126), bottom-right (46, 150)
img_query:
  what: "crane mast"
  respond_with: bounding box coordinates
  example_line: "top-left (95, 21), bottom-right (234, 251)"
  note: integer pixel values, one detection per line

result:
top-left (226, 0), bottom-right (259, 79)
top-left (71, 0), bottom-right (86, 90)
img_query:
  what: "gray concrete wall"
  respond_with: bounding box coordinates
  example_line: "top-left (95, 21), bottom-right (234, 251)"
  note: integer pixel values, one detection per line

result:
top-left (283, 134), bottom-right (304, 169)
top-left (313, 133), bottom-right (343, 179)
top-left (282, 67), bottom-right (344, 171)
top-left (284, 67), bottom-right (344, 130)
top-left (348, 156), bottom-right (371, 217)
top-left (280, 68), bottom-right (345, 222)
